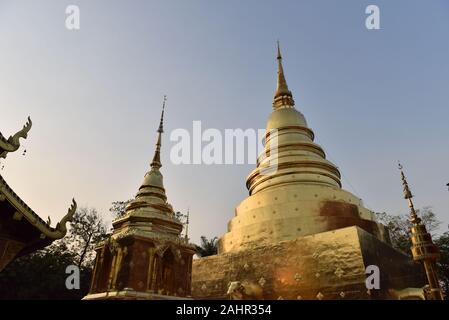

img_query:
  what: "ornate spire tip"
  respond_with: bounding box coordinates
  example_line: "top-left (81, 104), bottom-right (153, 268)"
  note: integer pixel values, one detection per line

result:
top-left (158, 95), bottom-right (166, 133)
top-left (273, 41), bottom-right (294, 108)
top-left (277, 40), bottom-right (282, 60)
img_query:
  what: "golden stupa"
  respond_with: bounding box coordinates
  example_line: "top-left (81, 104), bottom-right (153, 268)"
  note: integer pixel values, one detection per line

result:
top-left (191, 44), bottom-right (426, 300)
top-left (84, 99), bottom-right (196, 300)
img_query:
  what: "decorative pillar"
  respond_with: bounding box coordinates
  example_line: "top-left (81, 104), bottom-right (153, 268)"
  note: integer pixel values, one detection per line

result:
top-left (146, 247), bottom-right (155, 291)
top-left (186, 254), bottom-right (193, 294)
top-left (111, 246), bottom-right (125, 290)
top-left (151, 254), bottom-right (160, 293)
top-left (399, 163), bottom-right (443, 300)
top-left (90, 247), bottom-right (104, 293)
top-left (107, 251), bottom-right (118, 290)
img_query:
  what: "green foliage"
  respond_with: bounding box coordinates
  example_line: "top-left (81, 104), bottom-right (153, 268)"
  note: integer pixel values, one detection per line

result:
top-left (195, 236), bottom-right (218, 257)
top-left (0, 242), bottom-right (91, 299)
top-left (375, 207), bottom-right (441, 256)
top-left (109, 200), bottom-right (131, 219)
top-left (68, 207), bottom-right (108, 268)
top-left (376, 208), bottom-right (448, 298)
top-left (435, 231), bottom-right (449, 296)
top-left (174, 211), bottom-right (187, 223)
top-left (0, 206), bottom-right (107, 300)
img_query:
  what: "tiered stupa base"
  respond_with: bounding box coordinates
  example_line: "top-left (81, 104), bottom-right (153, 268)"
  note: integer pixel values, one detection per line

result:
top-left (84, 234), bottom-right (195, 300)
top-left (192, 226), bottom-right (424, 300)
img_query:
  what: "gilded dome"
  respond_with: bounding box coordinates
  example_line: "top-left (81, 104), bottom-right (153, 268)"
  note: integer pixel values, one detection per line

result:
top-left (266, 107), bottom-right (307, 131)
top-left (140, 169), bottom-right (164, 189)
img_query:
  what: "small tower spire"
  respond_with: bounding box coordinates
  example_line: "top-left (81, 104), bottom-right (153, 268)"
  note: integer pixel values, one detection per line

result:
top-left (158, 95), bottom-right (166, 134)
top-left (273, 41), bottom-right (295, 109)
top-left (151, 96), bottom-right (166, 169)
top-left (184, 208), bottom-right (190, 243)
top-left (398, 162), bottom-right (443, 300)
top-left (398, 162), bottom-right (419, 224)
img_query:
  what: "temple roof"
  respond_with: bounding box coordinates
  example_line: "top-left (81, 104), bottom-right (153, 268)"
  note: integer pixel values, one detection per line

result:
top-left (0, 117), bottom-right (32, 159)
top-left (0, 118), bottom-right (77, 262)
top-left (0, 174), bottom-right (77, 254)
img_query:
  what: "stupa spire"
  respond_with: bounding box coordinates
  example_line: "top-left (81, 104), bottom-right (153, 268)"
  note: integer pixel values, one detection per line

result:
top-left (151, 96), bottom-right (166, 169)
top-left (398, 162), bottom-right (443, 300)
top-left (398, 162), bottom-right (419, 223)
top-left (273, 41), bottom-right (295, 109)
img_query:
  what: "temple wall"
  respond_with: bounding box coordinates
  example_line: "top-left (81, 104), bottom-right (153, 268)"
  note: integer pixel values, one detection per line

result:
top-left (193, 226), bottom-right (424, 300)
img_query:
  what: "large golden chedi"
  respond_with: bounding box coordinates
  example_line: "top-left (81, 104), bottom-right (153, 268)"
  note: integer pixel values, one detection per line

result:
top-left (220, 46), bottom-right (388, 253)
top-left (192, 45), bottom-right (425, 300)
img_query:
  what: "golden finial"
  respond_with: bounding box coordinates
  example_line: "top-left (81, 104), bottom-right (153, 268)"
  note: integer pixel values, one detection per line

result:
top-left (151, 96), bottom-right (167, 169)
top-left (398, 161), bottom-right (419, 223)
top-left (398, 162), bottom-right (412, 199)
top-left (184, 207), bottom-right (190, 242)
top-left (397, 161), bottom-right (443, 300)
top-left (276, 40), bottom-right (282, 60)
top-left (158, 95), bottom-right (166, 134)
top-left (273, 41), bottom-right (295, 109)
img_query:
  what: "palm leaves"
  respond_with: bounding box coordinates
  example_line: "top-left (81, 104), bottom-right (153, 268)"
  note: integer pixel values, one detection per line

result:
top-left (195, 236), bottom-right (218, 257)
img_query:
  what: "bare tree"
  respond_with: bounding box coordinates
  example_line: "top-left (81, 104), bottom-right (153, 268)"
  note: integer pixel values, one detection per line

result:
top-left (376, 207), bottom-right (449, 298)
top-left (376, 207), bottom-right (441, 255)
top-left (109, 200), bottom-right (131, 219)
top-left (68, 207), bottom-right (108, 268)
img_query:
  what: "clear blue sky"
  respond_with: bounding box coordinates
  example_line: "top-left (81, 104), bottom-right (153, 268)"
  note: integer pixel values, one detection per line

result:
top-left (1, 0), bottom-right (448, 243)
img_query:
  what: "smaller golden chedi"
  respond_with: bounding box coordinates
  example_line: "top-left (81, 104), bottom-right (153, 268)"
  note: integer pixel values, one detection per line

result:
top-left (84, 98), bottom-right (195, 300)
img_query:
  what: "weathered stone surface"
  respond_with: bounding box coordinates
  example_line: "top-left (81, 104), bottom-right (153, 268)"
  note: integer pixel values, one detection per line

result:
top-left (192, 226), bottom-right (424, 300)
